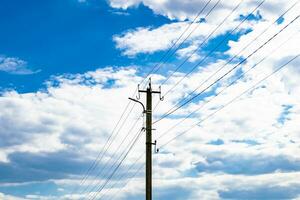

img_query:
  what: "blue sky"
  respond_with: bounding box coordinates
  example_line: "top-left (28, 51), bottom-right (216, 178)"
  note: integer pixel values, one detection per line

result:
top-left (0, 0), bottom-right (170, 92)
top-left (0, 0), bottom-right (300, 200)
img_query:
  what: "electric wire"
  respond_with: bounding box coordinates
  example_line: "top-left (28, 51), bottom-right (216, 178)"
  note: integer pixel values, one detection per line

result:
top-left (100, 153), bottom-right (145, 200)
top-left (89, 127), bottom-right (145, 200)
top-left (153, 0), bottom-right (299, 113)
top-left (150, 0), bottom-right (222, 75)
top-left (82, 114), bottom-right (143, 197)
top-left (70, 97), bottom-right (134, 196)
top-left (156, 0), bottom-right (266, 104)
top-left (87, 127), bottom-right (143, 199)
top-left (153, 14), bottom-right (300, 124)
top-left (152, 0), bottom-right (257, 112)
top-left (163, 0), bottom-right (299, 110)
top-left (155, 31), bottom-right (297, 141)
top-left (144, 0), bottom-right (214, 77)
top-left (159, 55), bottom-right (299, 149)
top-left (161, 0), bottom-right (244, 87)
top-left (107, 161), bottom-right (145, 200)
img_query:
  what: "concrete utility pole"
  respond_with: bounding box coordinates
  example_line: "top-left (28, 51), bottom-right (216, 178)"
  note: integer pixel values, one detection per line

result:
top-left (129, 79), bottom-right (162, 200)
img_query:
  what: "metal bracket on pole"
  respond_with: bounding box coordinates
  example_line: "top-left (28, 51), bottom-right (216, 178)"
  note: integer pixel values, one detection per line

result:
top-left (153, 140), bottom-right (159, 153)
top-left (137, 84), bottom-right (141, 100)
top-left (148, 78), bottom-right (152, 90)
top-left (128, 97), bottom-right (146, 114)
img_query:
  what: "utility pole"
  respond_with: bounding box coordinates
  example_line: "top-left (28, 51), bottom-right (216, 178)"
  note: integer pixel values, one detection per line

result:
top-left (129, 79), bottom-right (163, 200)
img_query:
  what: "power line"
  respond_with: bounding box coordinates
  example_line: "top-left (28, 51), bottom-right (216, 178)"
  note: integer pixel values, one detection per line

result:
top-left (108, 161), bottom-right (144, 200)
top-left (159, 0), bottom-right (266, 100)
top-left (159, 55), bottom-right (299, 149)
top-left (88, 128), bottom-right (144, 200)
top-left (82, 115), bottom-right (143, 197)
top-left (156, 32), bottom-right (297, 141)
top-left (155, 0), bottom-right (299, 112)
top-left (153, 14), bottom-right (300, 124)
top-left (150, 0), bottom-right (222, 75)
top-left (100, 153), bottom-right (145, 200)
top-left (168, 0), bottom-right (300, 108)
top-left (87, 127), bottom-right (143, 199)
top-left (70, 94), bottom-right (134, 196)
top-left (151, 0), bottom-right (259, 112)
top-left (161, 0), bottom-right (244, 87)
top-left (151, 0), bottom-right (245, 113)
top-left (144, 0), bottom-right (214, 77)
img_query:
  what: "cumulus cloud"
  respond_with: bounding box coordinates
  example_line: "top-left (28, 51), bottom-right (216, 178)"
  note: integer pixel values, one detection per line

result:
top-left (0, 55), bottom-right (40, 75)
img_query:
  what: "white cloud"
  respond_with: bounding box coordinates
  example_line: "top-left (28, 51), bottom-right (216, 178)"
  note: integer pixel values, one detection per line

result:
top-left (113, 19), bottom-right (249, 57)
top-left (0, 55), bottom-right (40, 75)
top-left (109, 0), bottom-right (142, 10)
top-left (109, 0), bottom-right (294, 22)
top-left (113, 22), bottom-right (193, 56)
top-left (0, 67), bottom-right (143, 163)
top-left (112, 0), bottom-right (299, 60)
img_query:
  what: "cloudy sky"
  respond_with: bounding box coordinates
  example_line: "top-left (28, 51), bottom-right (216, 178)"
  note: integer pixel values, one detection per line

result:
top-left (0, 0), bottom-right (300, 199)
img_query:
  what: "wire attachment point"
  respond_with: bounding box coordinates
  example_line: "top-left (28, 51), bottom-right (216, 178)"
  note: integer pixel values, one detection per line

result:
top-left (159, 86), bottom-right (164, 101)
top-left (154, 140), bottom-right (159, 153)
